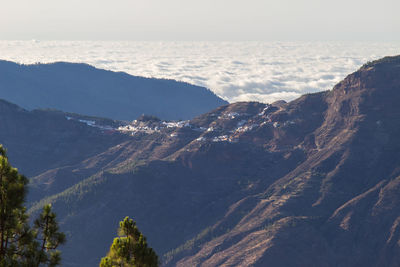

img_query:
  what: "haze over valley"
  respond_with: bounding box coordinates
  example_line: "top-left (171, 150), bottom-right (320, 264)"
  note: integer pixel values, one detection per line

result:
top-left (1, 41), bottom-right (399, 103)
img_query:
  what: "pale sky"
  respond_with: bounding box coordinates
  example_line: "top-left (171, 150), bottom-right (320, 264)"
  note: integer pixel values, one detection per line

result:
top-left (0, 0), bottom-right (399, 41)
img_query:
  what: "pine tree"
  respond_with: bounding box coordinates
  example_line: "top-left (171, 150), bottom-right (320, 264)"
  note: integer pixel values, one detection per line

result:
top-left (0, 145), bottom-right (32, 265)
top-left (100, 217), bottom-right (158, 267)
top-left (33, 204), bottom-right (66, 267)
top-left (0, 145), bottom-right (65, 266)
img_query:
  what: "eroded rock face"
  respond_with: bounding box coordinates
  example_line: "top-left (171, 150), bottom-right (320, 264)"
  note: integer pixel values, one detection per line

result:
top-left (1, 56), bottom-right (400, 266)
top-left (170, 56), bottom-right (400, 267)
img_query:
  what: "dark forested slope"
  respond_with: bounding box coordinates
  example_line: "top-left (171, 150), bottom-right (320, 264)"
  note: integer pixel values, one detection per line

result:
top-left (0, 60), bottom-right (227, 120)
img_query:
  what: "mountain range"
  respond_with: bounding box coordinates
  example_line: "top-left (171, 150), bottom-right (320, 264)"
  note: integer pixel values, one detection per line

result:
top-left (0, 60), bottom-right (227, 121)
top-left (1, 56), bottom-right (400, 266)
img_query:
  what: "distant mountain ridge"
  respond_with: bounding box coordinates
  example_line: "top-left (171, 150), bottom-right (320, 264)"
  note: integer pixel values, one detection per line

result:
top-left (0, 60), bottom-right (227, 120)
top-left (1, 55), bottom-right (400, 266)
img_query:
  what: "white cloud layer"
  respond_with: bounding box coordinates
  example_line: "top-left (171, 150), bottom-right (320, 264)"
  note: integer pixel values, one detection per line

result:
top-left (0, 41), bottom-right (399, 104)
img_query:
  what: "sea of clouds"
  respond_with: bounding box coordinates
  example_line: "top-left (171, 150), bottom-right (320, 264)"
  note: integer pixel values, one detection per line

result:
top-left (0, 41), bottom-right (399, 103)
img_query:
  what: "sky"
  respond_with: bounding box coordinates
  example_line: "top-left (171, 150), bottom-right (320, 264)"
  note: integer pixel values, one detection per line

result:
top-left (0, 0), bottom-right (399, 41)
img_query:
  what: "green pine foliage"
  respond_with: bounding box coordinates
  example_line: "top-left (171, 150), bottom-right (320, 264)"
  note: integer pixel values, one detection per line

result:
top-left (0, 145), bottom-right (65, 266)
top-left (33, 204), bottom-right (66, 267)
top-left (100, 217), bottom-right (158, 267)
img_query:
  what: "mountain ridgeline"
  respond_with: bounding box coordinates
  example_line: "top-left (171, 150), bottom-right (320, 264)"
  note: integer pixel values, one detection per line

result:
top-left (0, 55), bottom-right (400, 266)
top-left (0, 60), bottom-right (227, 121)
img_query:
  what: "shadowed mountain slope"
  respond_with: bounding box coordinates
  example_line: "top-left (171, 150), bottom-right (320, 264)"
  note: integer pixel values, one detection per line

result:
top-left (1, 56), bottom-right (400, 266)
top-left (0, 100), bottom-right (128, 177)
top-left (0, 60), bottom-right (227, 120)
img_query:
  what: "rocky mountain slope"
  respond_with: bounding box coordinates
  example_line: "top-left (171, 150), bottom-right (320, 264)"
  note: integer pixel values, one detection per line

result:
top-left (0, 60), bottom-right (227, 120)
top-left (169, 56), bottom-right (400, 267)
top-left (0, 100), bottom-right (128, 177)
top-left (1, 55), bottom-right (400, 266)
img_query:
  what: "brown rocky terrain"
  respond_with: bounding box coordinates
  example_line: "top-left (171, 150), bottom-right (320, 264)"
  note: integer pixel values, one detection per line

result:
top-left (170, 56), bottom-right (400, 267)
